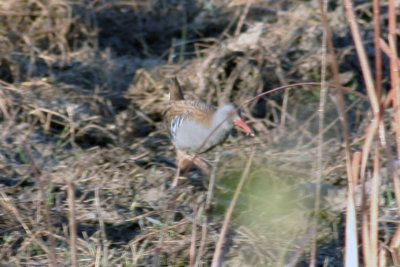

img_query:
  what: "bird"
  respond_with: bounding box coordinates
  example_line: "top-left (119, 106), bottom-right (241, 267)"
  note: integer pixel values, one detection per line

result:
top-left (164, 78), bottom-right (253, 186)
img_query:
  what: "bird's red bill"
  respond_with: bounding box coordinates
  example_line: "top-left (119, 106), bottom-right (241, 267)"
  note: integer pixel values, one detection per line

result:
top-left (233, 117), bottom-right (254, 136)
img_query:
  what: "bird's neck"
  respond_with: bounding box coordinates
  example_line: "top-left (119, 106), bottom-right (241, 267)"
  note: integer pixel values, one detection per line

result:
top-left (210, 108), bottom-right (232, 133)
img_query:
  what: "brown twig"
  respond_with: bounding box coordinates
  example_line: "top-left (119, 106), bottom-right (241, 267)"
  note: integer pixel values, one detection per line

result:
top-left (240, 82), bottom-right (369, 109)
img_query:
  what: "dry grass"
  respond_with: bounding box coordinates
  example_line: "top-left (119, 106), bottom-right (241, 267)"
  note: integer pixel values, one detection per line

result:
top-left (0, 0), bottom-right (399, 266)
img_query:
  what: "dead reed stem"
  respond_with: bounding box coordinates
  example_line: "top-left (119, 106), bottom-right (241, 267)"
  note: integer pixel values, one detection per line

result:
top-left (22, 144), bottom-right (58, 266)
top-left (193, 154), bottom-right (219, 267)
top-left (319, 0), bottom-right (352, 180)
top-left (211, 139), bottom-right (255, 267)
top-left (95, 187), bottom-right (108, 266)
top-left (390, 227), bottom-right (400, 265)
top-left (206, 153), bottom-right (219, 210)
top-left (286, 227), bottom-right (316, 267)
top-left (379, 39), bottom-right (400, 70)
top-left (373, 0), bottom-right (382, 99)
top-left (234, 0), bottom-right (252, 37)
top-left (0, 190), bottom-right (52, 258)
top-left (279, 87), bottom-right (289, 133)
top-left (194, 208), bottom-right (208, 267)
top-left (189, 204), bottom-right (198, 267)
top-left (388, 0), bottom-right (400, 204)
top-left (345, 152), bottom-right (361, 266)
top-left (67, 181), bottom-right (78, 267)
top-left (310, 0), bottom-right (328, 265)
top-left (370, 145), bottom-right (381, 266)
top-left (379, 243), bottom-right (387, 267)
top-left (343, 0), bottom-right (381, 187)
top-left (361, 117), bottom-right (380, 267)
top-left (344, 0), bottom-right (388, 266)
top-left (388, 0), bottom-right (400, 263)
top-left (343, 0), bottom-right (378, 114)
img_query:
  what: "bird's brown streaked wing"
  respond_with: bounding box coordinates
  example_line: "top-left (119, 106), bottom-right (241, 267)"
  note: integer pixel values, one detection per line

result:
top-left (164, 100), bottom-right (216, 130)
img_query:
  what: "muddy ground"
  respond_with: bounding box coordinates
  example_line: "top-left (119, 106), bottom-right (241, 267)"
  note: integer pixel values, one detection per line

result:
top-left (0, 0), bottom-right (398, 266)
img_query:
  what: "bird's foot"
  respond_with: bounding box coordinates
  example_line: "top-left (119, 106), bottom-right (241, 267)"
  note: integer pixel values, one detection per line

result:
top-left (171, 152), bottom-right (211, 187)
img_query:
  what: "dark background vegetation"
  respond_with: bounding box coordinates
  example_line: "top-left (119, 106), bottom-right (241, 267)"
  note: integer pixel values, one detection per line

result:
top-left (0, 0), bottom-right (398, 266)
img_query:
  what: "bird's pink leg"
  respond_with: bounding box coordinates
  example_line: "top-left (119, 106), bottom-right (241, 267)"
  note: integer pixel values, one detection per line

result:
top-left (172, 165), bottom-right (181, 187)
top-left (189, 156), bottom-right (210, 175)
top-left (172, 150), bottom-right (211, 187)
top-left (171, 150), bottom-right (188, 187)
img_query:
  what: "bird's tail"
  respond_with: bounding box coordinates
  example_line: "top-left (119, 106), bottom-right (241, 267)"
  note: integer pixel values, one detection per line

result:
top-left (168, 77), bottom-right (184, 101)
